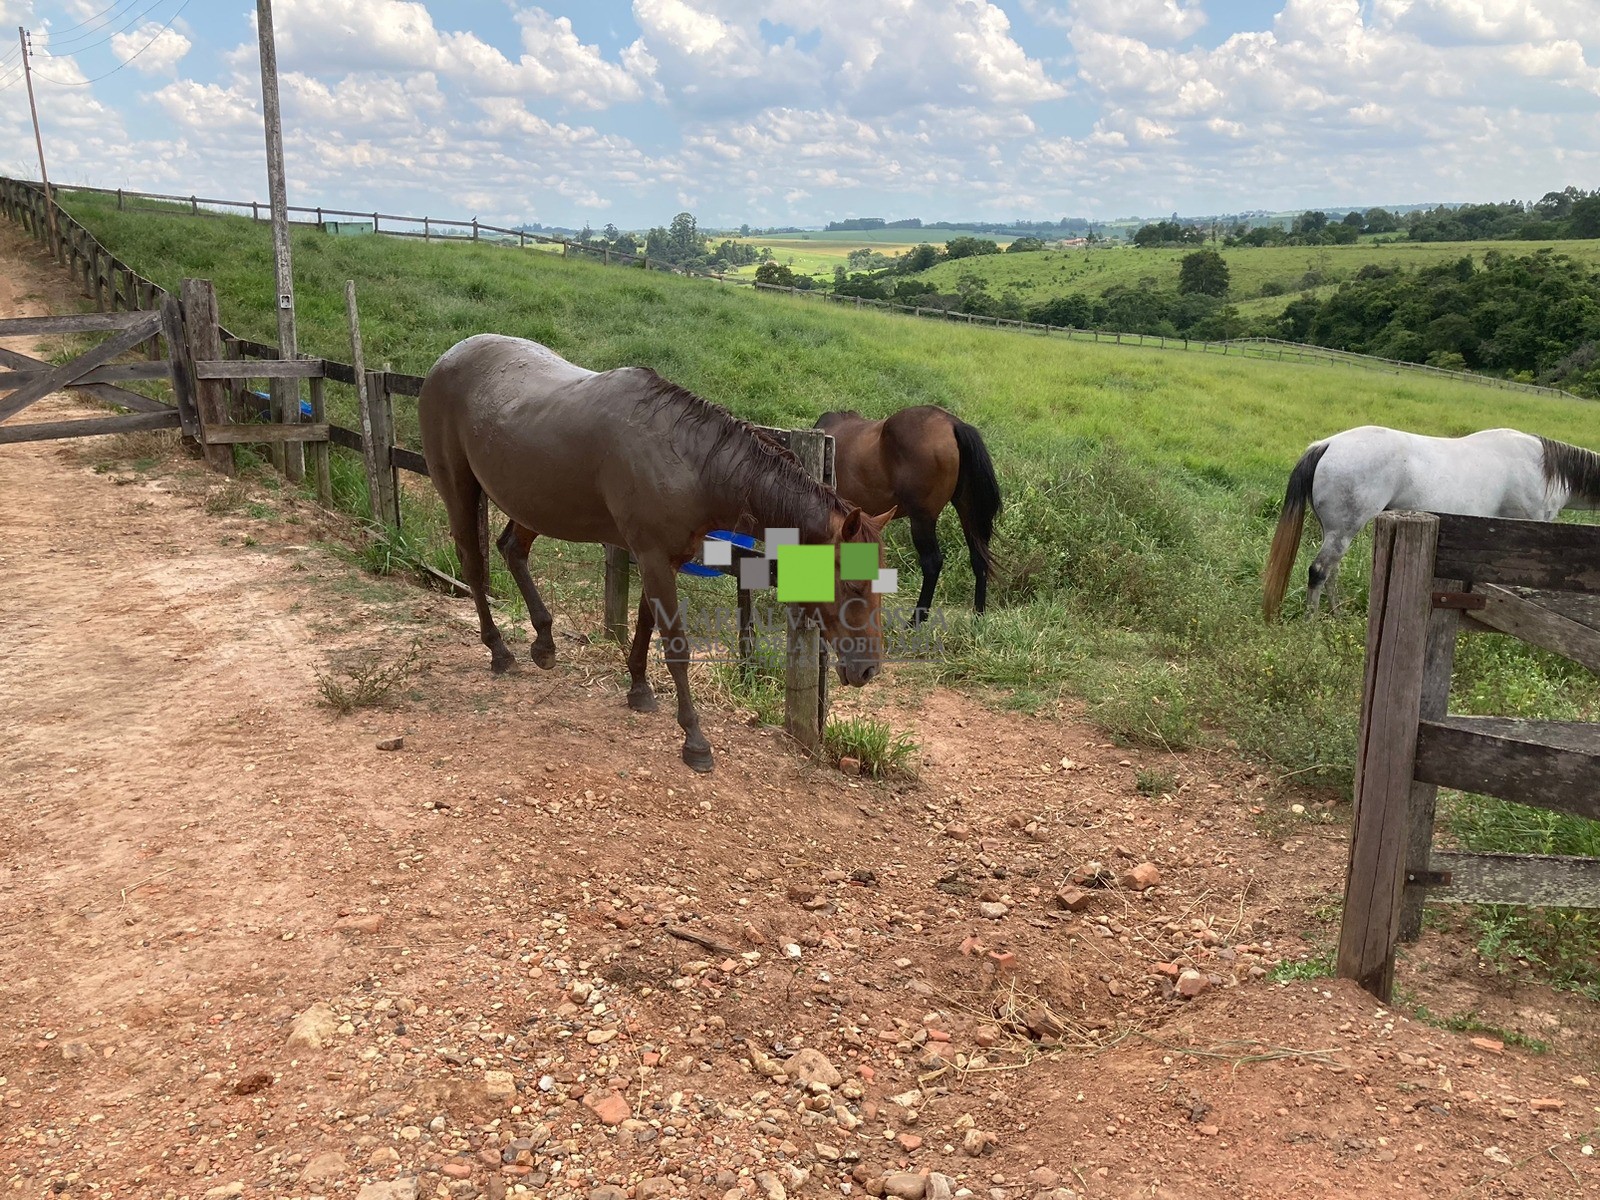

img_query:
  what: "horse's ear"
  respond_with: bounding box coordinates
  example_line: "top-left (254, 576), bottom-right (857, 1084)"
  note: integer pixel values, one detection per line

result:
top-left (870, 505), bottom-right (898, 529)
top-left (839, 508), bottom-right (865, 539)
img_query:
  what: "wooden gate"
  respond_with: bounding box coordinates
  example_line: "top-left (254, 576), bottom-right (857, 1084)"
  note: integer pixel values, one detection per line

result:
top-left (1337, 510), bottom-right (1600, 1002)
top-left (0, 305), bottom-right (192, 446)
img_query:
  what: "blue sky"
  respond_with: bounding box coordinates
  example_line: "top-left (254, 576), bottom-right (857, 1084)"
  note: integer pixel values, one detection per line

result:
top-left (0, 0), bottom-right (1596, 230)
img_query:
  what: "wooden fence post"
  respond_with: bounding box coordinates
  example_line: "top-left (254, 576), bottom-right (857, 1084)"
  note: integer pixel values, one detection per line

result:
top-left (177, 278), bottom-right (237, 474)
top-left (604, 546), bottom-right (631, 643)
top-left (307, 373), bottom-right (332, 507)
top-left (1337, 512), bottom-right (1440, 1001)
top-left (1398, 575), bottom-right (1461, 942)
top-left (345, 280), bottom-right (394, 529)
top-left (784, 429), bottom-right (829, 755)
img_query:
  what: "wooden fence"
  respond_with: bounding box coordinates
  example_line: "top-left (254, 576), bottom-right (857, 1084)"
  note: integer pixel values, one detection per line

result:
top-left (1337, 511), bottom-right (1600, 1001)
top-left (0, 177), bottom-right (833, 750)
top-left (2, 177), bottom-right (747, 284)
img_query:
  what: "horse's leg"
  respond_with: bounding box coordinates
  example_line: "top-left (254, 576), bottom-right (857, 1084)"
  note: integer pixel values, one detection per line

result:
top-left (625, 588), bottom-right (659, 713)
top-left (1306, 528), bottom-right (1355, 617)
top-left (908, 509), bottom-right (944, 625)
top-left (955, 510), bottom-right (991, 615)
top-left (637, 556), bottom-right (712, 773)
top-left (439, 477), bottom-right (514, 673)
top-left (495, 521), bottom-right (556, 669)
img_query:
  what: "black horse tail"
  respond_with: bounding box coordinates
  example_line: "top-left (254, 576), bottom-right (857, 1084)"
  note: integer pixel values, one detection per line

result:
top-left (1262, 441), bottom-right (1329, 623)
top-left (951, 417), bottom-right (1002, 571)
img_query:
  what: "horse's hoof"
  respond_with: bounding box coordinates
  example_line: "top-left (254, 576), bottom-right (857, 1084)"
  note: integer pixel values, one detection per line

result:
top-left (490, 651), bottom-right (515, 675)
top-left (682, 745), bottom-right (714, 774)
top-left (628, 687), bottom-right (658, 713)
top-left (529, 642), bottom-right (556, 670)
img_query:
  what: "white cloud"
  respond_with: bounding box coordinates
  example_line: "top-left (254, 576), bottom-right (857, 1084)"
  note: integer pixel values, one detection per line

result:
top-left (110, 21), bottom-right (192, 74)
top-left (270, 0), bottom-right (640, 109)
top-left (1029, 0), bottom-right (1206, 43)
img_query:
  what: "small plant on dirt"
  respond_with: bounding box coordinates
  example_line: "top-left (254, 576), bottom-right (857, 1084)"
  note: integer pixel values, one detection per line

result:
top-left (1136, 767), bottom-right (1176, 796)
top-left (203, 480), bottom-right (252, 516)
top-left (315, 639), bottom-right (421, 715)
top-left (1268, 949), bottom-right (1335, 982)
top-left (823, 715), bottom-right (918, 778)
top-left (1410, 1005), bottom-right (1552, 1053)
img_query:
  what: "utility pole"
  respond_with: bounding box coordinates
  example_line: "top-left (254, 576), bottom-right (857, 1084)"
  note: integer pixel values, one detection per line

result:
top-left (255, 0), bottom-right (303, 480)
top-left (18, 27), bottom-right (59, 258)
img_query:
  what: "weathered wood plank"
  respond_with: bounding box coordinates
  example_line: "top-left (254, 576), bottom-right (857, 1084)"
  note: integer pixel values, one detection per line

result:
top-left (604, 545), bottom-right (631, 644)
top-left (1337, 512), bottom-right (1439, 1003)
top-left (1460, 584), bottom-right (1600, 671)
top-left (0, 311), bottom-right (157, 336)
top-left (328, 423), bottom-right (363, 453)
top-left (783, 429), bottom-right (829, 757)
top-left (0, 350), bottom-right (176, 415)
top-left (1399, 576), bottom-right (1461, 943)
top-left (160, 292), bottom-right (201, 438)
top-left (178, 280), bottom-right (236, 474)
top-left (0, 409), bottom-right (181, 445)
top-left (0, 310), bottom-right (162, 424)
top-left (201, 422), bottom-right (330, 445)
top-left (391, 445), bottom-right (428, 476)
top-left (1414, 716), bottom-right (1600, 823)
top-left (1434, 513), bottom-right (1600, 594)
top-left (307, 375), bottom-right (331, 505)
top-left (194, 358), bottom-right (325, 380)
top-left (0, 361), bottom-right (172, 387)
top-left (1425, 851), bottom-right (1600, 909)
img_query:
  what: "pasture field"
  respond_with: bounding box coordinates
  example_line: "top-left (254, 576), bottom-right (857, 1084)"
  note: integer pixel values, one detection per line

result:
top-left (910, 237), bottom-right (1600, 307)
top-left (724, 227), bottom-right (1020, 280)
top-left (57, 190), bottom-right (1600, 992)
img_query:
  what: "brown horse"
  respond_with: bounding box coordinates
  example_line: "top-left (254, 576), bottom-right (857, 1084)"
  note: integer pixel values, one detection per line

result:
top-left (419, 334), bottom-right (894, 773)
top-left (816, 406), bottom-right (1002, 620)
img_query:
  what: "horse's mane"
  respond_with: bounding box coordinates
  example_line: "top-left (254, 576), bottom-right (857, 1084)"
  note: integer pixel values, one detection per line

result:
top-left (1538, 436), bottom-right (1600, 506)
top-left (636, 371), bottom-right (850, 528)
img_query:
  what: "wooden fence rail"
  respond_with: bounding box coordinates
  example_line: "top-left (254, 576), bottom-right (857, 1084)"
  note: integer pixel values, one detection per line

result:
top-left (1337, 511), bottom-right (1600, 1001)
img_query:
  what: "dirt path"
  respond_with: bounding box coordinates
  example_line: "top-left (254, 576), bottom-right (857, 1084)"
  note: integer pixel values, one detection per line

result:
top-left (2, 221), bottom-right (1598, 1200)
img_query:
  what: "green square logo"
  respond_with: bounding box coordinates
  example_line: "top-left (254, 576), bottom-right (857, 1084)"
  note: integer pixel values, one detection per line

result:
top-left (840, 542), bottom-right (879, 582)
top-left (776, 544), bottom-right (834, 602)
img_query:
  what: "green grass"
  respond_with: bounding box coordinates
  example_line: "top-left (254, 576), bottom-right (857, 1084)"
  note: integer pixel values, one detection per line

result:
top-left (909, 239), bottom-right (1600, 310)
top-left (1410, 1005), bottom-right (1552, 1053)
top-left (57, 190), bottom-right (1600, 815)
top-left (823, 715), bottom-right (919, 778)
top-left (1269, 950), bottom-right (1336, 982)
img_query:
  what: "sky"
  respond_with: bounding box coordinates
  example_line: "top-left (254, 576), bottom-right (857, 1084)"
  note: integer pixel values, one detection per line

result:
top-left (0, 0), bottom-right (1596, 231)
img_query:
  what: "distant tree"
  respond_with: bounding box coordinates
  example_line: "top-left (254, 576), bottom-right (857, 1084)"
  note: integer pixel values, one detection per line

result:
top-left (1178, 248), bottom-right (1231, 297)
top-left (739, 223), bottom-right (751, 237)
top-left (899, 243), bottom-right (941, 273)
top-left (943, 236), bottom-right (1000, 260)
top-left (1341, 211), bottom-right (1365, 228)
top-left (577, 224), bottom-right (595, 244)
top-left (602, 222), bottom-right (621, 242)
top-left (1362, 207), bottom-right (1400, 234)
top-left (1293, 211), bottom-right (1328, 235)
top-left (1006, 236), bottom-right (1046, 253)
top-left (1132, 220), bottom-right (1202, 247)
top-left (755, 261), bottom-right (798, 287)
top-left (1570, 195), bottom-right (1600, 239)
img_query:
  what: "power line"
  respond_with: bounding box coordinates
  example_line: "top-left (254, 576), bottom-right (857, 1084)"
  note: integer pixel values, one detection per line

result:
top-left (36, 0), bottom-right (174, 58)
top-left (29, 0), bottom-right (192, 85)
top-left (36, 0), bottom-right (149, 54)
top-left (36, 0), bottom-right (141, 40)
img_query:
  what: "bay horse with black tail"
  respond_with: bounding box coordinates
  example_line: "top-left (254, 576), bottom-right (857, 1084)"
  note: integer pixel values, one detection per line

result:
top-left (420, 334), bottom-right (895, 772)
top-left (815, 406), bottom-right (1002, 621)
top-left (1263, 424), bottom-right (1600, 621)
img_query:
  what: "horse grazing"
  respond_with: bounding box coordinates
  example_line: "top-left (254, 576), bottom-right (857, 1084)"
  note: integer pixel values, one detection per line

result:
top-left (419, 334), bottom-right (895, 772)
top-left (815, 406), bottom-right (1002, 620)
top-left (1262, 424), bottom-right (1600, 620)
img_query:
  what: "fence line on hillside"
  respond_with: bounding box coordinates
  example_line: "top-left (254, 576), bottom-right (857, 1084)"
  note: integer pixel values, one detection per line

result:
top-left (3, 177), bottom-right (1584, 403)
top-left (9, 178), bottom-right (751, 285)
top-left (749, 284), bottom-right (1584, 401)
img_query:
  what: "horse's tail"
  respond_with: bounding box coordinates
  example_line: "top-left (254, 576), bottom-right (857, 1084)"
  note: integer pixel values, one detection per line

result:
top-left (951, 417), bottom-right (1002, 570)
top-left (1262, 441), bottom-right (1329, 622)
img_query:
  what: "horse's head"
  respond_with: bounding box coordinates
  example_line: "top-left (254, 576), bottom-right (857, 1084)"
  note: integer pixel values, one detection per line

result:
top-left (814, 410), bottom-right (859, 431)
top-left (812, 505), bottom-right (897, 687)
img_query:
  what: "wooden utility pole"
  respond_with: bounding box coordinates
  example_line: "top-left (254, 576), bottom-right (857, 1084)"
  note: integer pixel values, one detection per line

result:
top-left (255, 0), bottom-right (303, 480)
top-left (18, 27), bottom-right (58, 257)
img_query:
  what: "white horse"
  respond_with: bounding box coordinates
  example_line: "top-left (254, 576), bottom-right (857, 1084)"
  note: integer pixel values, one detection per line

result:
top-left (1262, 425), bottom-right (1600, 620)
